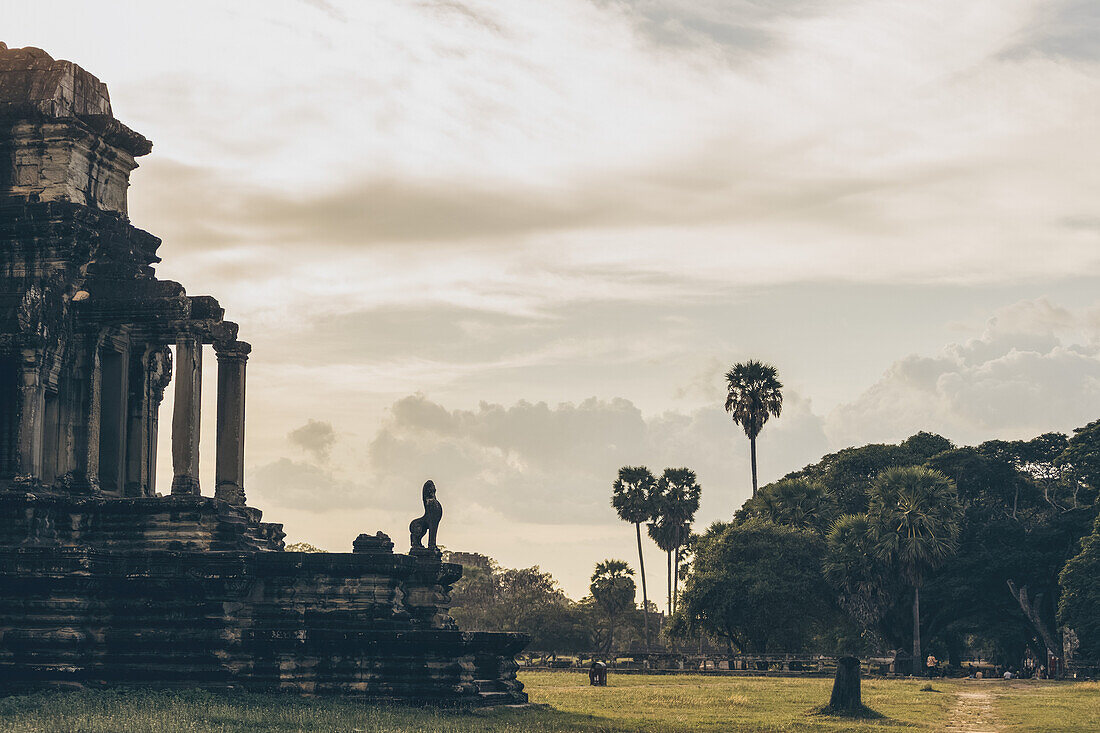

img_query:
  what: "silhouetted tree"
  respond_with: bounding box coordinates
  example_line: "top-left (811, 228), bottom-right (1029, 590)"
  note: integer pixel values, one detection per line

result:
top-left (645, 468), bottom-right (700, 616)
top-left (724, 360), bottom-right (783, 498)
top-left (590, 560), bottom-right (636, 653)
top-left (659, 468), bottom-right (701, 614)
top-left (611, 466), bottom-right (657, 650)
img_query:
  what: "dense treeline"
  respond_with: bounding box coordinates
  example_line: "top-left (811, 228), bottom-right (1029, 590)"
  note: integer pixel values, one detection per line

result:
top-left (444, 551), bottom-right (657, 653)
top-left (444, 419), bottom-right (1100, 668)
top-left (673, 421), bottom-right (1100, 668)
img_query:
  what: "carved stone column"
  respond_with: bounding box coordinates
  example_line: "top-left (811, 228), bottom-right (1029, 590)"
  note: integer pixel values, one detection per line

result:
top-left (170, 333), bottom-right (202, 495)
top-left (124, 345), bottom-right (171, 497)
top-left (145, 346), bottom-right (172, 496)
top-left (14, 348), bottom-right (45, 483)
top-left (214, 340), bottom-right (249, 505)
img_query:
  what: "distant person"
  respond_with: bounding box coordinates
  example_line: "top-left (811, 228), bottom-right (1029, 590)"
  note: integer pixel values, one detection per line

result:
top-left (926, 654), bottom-right (937, 679)
top-left (1003, 670), bottom-right (1013, 680)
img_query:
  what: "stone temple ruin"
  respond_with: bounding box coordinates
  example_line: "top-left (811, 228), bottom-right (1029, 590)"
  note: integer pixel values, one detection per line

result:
top-left (0, 44), bottom-right (526, 703)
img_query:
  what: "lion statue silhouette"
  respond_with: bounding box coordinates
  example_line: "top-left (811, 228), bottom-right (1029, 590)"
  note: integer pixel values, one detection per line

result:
top-left (409, 480), bottom-right (442, 550)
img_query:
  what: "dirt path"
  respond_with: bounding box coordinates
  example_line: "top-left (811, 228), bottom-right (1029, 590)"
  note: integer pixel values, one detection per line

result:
top-left (944, 687), bottom-right (999, 733)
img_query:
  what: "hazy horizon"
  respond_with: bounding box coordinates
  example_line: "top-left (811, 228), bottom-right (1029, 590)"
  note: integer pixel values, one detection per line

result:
top-left (8, 0), bottom-right (1100, 597)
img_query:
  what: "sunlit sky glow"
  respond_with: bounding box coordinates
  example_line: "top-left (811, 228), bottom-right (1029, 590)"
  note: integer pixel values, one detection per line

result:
top-left (9, 0), bottom-right (1100, 596)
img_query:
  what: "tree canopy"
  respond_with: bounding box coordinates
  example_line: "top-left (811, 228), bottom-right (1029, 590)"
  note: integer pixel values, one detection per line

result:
top-left (672, 520), bottom-right (832, 653)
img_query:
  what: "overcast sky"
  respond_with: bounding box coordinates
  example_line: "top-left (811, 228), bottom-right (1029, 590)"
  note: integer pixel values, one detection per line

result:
top-left (9, 0), bottom-right (1100, 597)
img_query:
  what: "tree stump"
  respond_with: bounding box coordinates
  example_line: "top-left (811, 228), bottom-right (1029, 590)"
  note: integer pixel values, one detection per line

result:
top-left (828, 656), bottom-right (863, 711)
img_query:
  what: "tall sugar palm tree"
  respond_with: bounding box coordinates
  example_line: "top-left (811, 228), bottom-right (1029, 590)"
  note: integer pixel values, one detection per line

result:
top-left (657, 468), bottom-right (701, 613)
top-left (724, 361), bottom-right (783, 498)
top-left (867, 466), bottom-right (962, 676)
top-left (611, 466), bottom-right (657, 650)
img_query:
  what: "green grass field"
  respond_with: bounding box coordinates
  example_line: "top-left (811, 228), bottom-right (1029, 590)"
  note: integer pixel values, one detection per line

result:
top-left (0, 672), bottom-right (1094, 732)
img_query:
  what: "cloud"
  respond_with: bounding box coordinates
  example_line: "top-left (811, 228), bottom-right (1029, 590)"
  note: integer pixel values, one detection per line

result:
top-left (1013, 0), bottom-right (1100, 60)
top-left (94, 0), bottom-right (1093, 317)
top-left (249, 391), bottom-right (828, 523)
top-left (600, 0), bottom-right (822, 53)
top-left (298, 0), bottom-right (348, 23)
top-left (250, 457), bottom-right (366, 511)
top-left (287, 419), bottom-right (337, 461)
top-left (826, 299), bottom-right (1100, 447)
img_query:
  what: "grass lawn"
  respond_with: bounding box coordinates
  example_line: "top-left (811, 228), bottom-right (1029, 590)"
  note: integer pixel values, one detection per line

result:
top-left (991, 680), bottom-right (1100, 733)
top-left (0, 672), bottom-right (1093, 732)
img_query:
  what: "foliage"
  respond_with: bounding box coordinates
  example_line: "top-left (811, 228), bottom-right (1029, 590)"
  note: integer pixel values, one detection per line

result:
top-left (590, 559), bottom-right (637, 653)
top-left (866, 466), bottom-right (961, 674)
top-left (823, 514), bottom-right (900, 649)
top-left (671, 520), bottom-right (832, 653)
top-left (739, 477), bottom-right (837, 534)
top-left (923, 432), bottom-right (1099, 661)
top-left (1059, 419), bottom-right (1100, 505)
top-left (785, 439), bottom-right (948, 515)
top-left (284, 541), bottom-right (324, 552)
top-left (648, 467), bottom-right (701, 615)
top-left (647, 517), bottom-right (688, 613)
top-left (900, 432), bottom-right (954, 461)
top-left (867, 466), bottom-right (962, 587)
top-left (590, 560), bottom-right (636, 617)
top-left (1059, 512), bottom-right (1100, 658)
top-left (611, 466), bottom-right (658, 526)
top-left (446, 552), bottom-right (592, 652)
top-left (723, 361), bottom-right (784, 441)
top-left (724, 360), bottom-right (783, 496)
top-left (611, 465), bottom-right (658, 648)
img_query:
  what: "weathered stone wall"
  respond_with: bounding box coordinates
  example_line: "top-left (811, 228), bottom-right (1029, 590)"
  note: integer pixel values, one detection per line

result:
top-left (0, 44), bottom-right (150, 217)
top-left (0, 548), bottom-right (527, 704)
top-left (1, 121), bottom-right (139, 215)
top-left (0, 44), bottom-right (112, 119)
top-left (0, 494), bottom-right (284, 552)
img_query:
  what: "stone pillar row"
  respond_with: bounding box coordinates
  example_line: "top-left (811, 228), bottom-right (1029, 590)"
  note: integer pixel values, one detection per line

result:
top-left (11, 330), bottom-right (248, 504)
top-left (169, 334), bottom-right (249, 505)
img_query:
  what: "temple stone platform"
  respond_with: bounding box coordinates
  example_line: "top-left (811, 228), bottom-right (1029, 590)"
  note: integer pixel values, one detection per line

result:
top-left (0, 546), bottom-right (526, 703)
top-left (0, 44), bottom-right (527, 704)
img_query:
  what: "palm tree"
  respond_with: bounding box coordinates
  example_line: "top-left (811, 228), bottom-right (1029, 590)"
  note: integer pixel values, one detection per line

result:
top-left (867, 466), bottom-right (962, 676)
top-left (822, 514), bottom-right (896, 645)
top-left (647, 517), bottom-right (687, 616)
top-left (724, 361), bottom-right (783, 498)
top-left (657, 468), bottom-right (701, 614)
top-left (646, 468), bottom-right (700, 617)
top-left (590, 559), bottom-right (636, 654)
top-left (611, 466), bottom-right (657, 650)
top-left (747, 478), bottom-right (836, 534)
